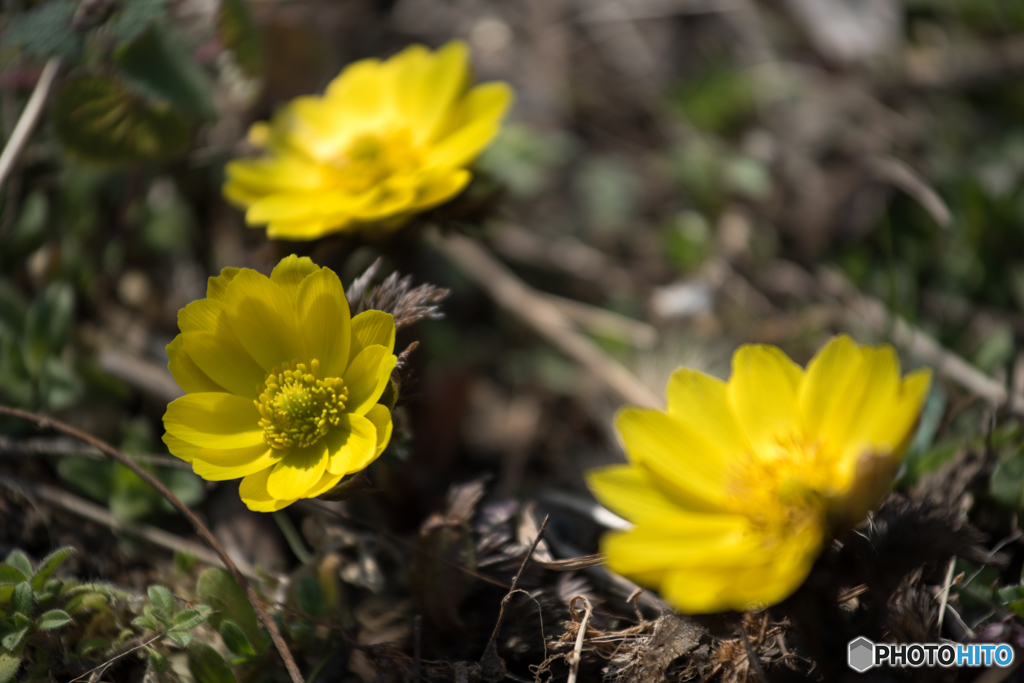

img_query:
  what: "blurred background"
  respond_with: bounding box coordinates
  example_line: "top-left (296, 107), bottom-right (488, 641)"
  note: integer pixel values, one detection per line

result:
top-left (4, 0), bottom-right (1024, 681)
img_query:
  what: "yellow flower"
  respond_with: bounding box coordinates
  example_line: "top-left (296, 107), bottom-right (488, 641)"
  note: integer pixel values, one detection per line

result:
top-left (161, 255), bottom-right (397, 512)
top-left (586, 336), bottom-right (931, 613)
top-left (223, 41), bottom-right (513, 240)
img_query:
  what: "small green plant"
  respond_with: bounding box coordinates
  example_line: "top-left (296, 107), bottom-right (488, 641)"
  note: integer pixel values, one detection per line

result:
top-left (0, 547), bottom-right (231, 682)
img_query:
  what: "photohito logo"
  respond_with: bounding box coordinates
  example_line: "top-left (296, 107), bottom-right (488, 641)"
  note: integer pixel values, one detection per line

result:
top-left (848, 637), bottom-right (1014, 672)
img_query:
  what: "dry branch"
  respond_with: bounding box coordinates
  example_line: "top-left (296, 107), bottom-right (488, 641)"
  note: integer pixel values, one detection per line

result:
top-left (430, 230), bottom-right (660, 409)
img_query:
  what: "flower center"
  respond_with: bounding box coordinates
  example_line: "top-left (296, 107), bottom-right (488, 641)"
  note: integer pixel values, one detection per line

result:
top-left (329, 129), bottom-right (420, 193)
top-left (256, 359), bottom-right (348, 449)
top-left (729, 435), bottom-right (832, 532)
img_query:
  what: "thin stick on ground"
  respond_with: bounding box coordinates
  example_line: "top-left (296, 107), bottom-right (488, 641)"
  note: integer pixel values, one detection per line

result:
top-left (481, 515), bottom-right (551, 674)
top-left (430, 230), bottom-right (660, 408)
top-left (0, 58), bottom-right (60, 191)
top-left (0, 404), bottom-right (304, 683)
top-left (566, 595), bottom-right (593, 683)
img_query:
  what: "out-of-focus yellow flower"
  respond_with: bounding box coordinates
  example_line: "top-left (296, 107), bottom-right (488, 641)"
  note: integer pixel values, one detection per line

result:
top-left (223, 41), bottom-right (512, 240)
top-left (162, 255), bottom-right (396, 511)
top-left (586, 336), bottom-right (931, 613)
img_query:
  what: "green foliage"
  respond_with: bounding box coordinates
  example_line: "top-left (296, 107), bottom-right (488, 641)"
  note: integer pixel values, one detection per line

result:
top-left (52, 416), bottom-right (205, 521)
top-left (3, 0), bottom-right (81, 58)
top-left (674, 63), bottom-right (755, 134)
top-left (476, 124), bottom-right (576, 198)
top-left (665, 210), bottom-right (713, 273)
top-left (109, 0), bottom-right (168, 41)
top-left (51, 72), bottom-right (192, 165)
top-left (189, 642), bottom-right (238, 683)
top-left (196, 568), bottom-right (264, 653)
top-left (115, 26), bottom-right (218, 120)
top-left (0, 280), bottom-right (81, 411)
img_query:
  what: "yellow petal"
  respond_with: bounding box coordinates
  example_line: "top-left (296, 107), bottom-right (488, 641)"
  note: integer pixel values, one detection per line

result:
top-left (297, 267), bottom-right (352, 378)
top-left (616, 408), bottom-right (730, 512)
top-left (266, 217), bottom-right (334, 241)
top-left (343, 345), bottom-right (397, 416)
top-left (407, 169), bottom-right (471, 213)
top-left (163, 432), bottom-right (200, 464)
top-left (191, 443), bottom-right (282, 481)
top-left (266, 440), bottom-right (328, 499)
top-left (665, 368), bottom-right (750, 464)
top-left (178, 298), bottom-right (265, 398)
top-left (324, 413), bottom-right (378, 475)
top-left (408, 41), bottom-right (470, 144)
top-left (163, 393), bottom-right (264, 449)
top-left (351, 180), bottom-right (417, 222)
top-left (225, 157), bottom-right (326, 193)
top-left (224, 270), bottom-right (305, 372)
top-left (828, 345), bottom-right (902, 448)
top-left (207, 268), bottom-right (242, 301)
top-left (239, 467), bottom-right (296, 512)
top-left (303, 470), bottom-right (345, 499)
top-left (246, 192), bottom-right (321, 225)
top-left (601, 513), bottom-right (754, 576)
top-left (167, 335), bottom-right (224, 394)
top-left (728, 344), bottom-right (804, 461)
top-left (270, 255), bottom-right (320, 308)
top-left (586, 464), bottom-right (682, 523)
top-left (347, 310), bottom-right (395, 370)
top-left (324, 58), bottom-right (391, 130)
top-left (658, 525), bottom-right (823, 613)
top-left (436, 81), bottom-right (513, 141)
top-left (798, 334), bottom-right (861, 441)
top-left (425, 120), bottom-right (501, 170)
top-left (363, 404), bottom-right (393, 457)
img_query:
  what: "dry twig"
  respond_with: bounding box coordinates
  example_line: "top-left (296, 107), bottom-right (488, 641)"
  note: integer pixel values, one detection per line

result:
top-left (0, 404), bottom-right (305, 683)
top-left (0, 58), bottom-right (59, 191)
top-left (566, 595), bottom-right (593, 683)
top-left (430, 230), bottom-right (660, 408)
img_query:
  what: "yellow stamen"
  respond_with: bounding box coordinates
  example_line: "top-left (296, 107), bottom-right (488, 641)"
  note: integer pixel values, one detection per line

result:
top-left (255, 359), bottom-right (348, 449)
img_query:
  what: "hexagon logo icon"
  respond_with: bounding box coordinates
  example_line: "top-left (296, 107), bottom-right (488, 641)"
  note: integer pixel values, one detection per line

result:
top-left (848, 637), bottom-right (875, 672)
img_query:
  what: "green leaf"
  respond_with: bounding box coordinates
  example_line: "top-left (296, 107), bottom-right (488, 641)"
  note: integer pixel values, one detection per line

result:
top-left (171, 606), bottom-right (211, 632)
top-left (188, 642), bottom-right (237, 683)
top-left (5, 190), bottom-right (49, 264)
top-left (51, 72), bottom-right (191, 165)
top-left (218, 0), bottom-right (263, 78)
top-left (0, 626), bottom-right (27, 651)
top-left (196, 568), bottom-right (262, 652)
top-left (21, 282), bottom-right (74, 376)
top-left (35, 609), bottom-right (72, 630)
top-left (4, 552), bottom-right (32, 579)
top-left (295, 576), bottom-right (325, 619)
top-left (992, 449), bottom-right (1024, 509)
top-left (166, 629), bottom-right (193, 648)
top-left (131, 615), bottom-right (157, 631)
top-left (0, 650), bottom-right (22, 683)
top-left (0, 565), bottom-right (28, 586)
top-left (0, 282), bottom-right (28, 342)
top-left (115, 26), bottom-right (217, 120)
top-left (219, 621), bottom-right (255, 657)
top-left (110, 0), bottom-right (167, 41)
top-left (64, 591), bottom-right (108, 615)
top-left (148, 647), bottom-right (169, 673)
top-left (56, 458), bottom-right (114, 504)
top-left (3, 0), bottom-right (81, 58)
top-left (10, 583), bottom-right (31, 617)
top-left (41, 357), bottom-right (82, 410)
top-left (147, 585), bottom-right (175, 615)
top-left (30, 547), bottom-right (75, 591)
